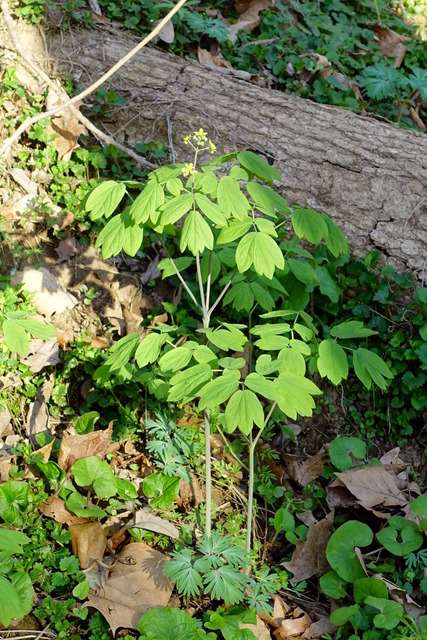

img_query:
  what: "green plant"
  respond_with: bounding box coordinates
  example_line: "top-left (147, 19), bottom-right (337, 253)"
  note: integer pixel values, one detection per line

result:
top-left (0, 528), bottom-right (34, 626)
top-left (321, 493), bottom-right (427, 639)
top-left (85, 130), bottom-right (393, 560)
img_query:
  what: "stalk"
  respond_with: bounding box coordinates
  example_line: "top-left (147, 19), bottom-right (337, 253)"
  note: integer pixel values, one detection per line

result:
top-left (204, 408), bottom-right (212, 537)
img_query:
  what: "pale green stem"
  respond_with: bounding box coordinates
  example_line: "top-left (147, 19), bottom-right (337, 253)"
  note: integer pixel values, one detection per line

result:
top-left (205, 248), bottom-right (213, 312)
top-left (246, 402), bottom-right (277, 559)
top-left (204, 409), bottom-right (212, 537)
top-left (196, 252), bottom-right (207, 322)
top-left (157, 235), bottom-right (202, 312)
top-left (207, 271), bottom-right (236, 318)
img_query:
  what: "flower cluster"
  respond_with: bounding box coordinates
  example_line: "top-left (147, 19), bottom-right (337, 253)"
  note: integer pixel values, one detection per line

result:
top-left (183, 129), bottom-right (216, 154)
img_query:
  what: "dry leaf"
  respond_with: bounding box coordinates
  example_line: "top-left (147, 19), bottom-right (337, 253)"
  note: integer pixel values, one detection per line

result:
top-left (55, 237), bottom-right (78, 263)
top-left (69, 521), bottom-right (107, 569)
top-left (86, 542), bottom-right (173, 634)
top-left (302, 617), bottom-right (337, 638)
top-left (39, 496), bottom-right (87, 526)
top-left (282, 511), bottom-right (334, 581)
top-left (57, 422), bottom-right (113, 471)
top-left (274, 607), bottom-right (312, 639)
top-left (11, 267), bottom-right (78, 317)
top-left (241, 615), bottom-right (271, 640)
top-left (260, 594), bottom-right (290, 628)
top-left (229, 0), bottom-right (274, 42)
top-left (198, 47), bottom-right (254, 81)
top-left (26, 378), bottom-right (54, 442)
top-left (21, 338), bottom-right (60, 372)
top-left (408, 105), bottom-right (427, 132)
top-left (281, 449), bottom-right (326, 486)
top-left (122, 307), bottom-right (144, 335)
top-left (45, 88), bottom-right (87, 161)
top-left (9, 168), bottom-right (38, 195)
top-left (0, 407), bottom-right (12, 438)
top-left (335, 466), bottom-right (407, 510)
top-left (372, 23), bottom-right (411, 68)
top-left (127, 509), bottom-right (179, 539)
top-left (326, 482), bottom-right (355, 510)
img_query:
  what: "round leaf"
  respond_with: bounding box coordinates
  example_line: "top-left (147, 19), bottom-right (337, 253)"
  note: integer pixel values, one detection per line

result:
top-left (326, 521), bottom-right (373, 582)
top-left (71, 456), bottom-right (117, 499)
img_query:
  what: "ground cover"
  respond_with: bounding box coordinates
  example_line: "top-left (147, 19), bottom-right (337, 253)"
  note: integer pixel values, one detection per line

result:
top-left (0, 1), bottom-right (426, 638)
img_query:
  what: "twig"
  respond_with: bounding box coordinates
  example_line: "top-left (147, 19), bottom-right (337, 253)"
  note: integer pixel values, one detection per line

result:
top-left (0, 0), bottom-right (188, 158)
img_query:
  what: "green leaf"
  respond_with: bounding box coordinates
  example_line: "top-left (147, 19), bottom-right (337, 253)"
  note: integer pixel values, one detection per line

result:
top-left (319, 571), bottom-right (348, 599)
top-left (316, 266), bottom-right (342, 303)
top-left (2, 319), bottom-right (29, 356)
top-left (317, 340), bottom-right (349, 385)
top-left (236, 232), bottom-right (284, 279)
top-left (376, 516), bottom-right (423, 556)
top-left (86, 181), bottom-right (126, 220)
top-left (224, 282), bottom-right (255, 312)
top-left (95, 214), bottom-right (125, 259)
top-left (274, 506), bottom-right (295, 533)
top-left (244, 372), bottom-right (277, 401)
top-left (408, 67), bottom-right (427, 101)
top-left (168, 363), bottom-right (213, 403)
top-left (122, 222), bottom-right (143, 257)
top-left (331, 320), bottom-right (377, 339)
top-left (163, 549), bottom-right (205, 599)
top-left (116, 477), bottom-right (138, 501)
top-left (74, 411), bottom-right (100, 435)
top-left (135, 332), bottom-right (167, 367)
top-left (291, 208), bottom-right (328, 245)
top-left (217, 219), bottom-right (252, 244)
top-left (274, 373), bottom-right (322, 419)
top-left (0, 574), bottom-right (29, 627)
top-left (130, 180), bottom-right (164, 224)
top-left (0, 481), bottom-right (29, 526)
top-left (104, 333), bottom-right (140, 372)
top-left (138, 607), bottom-right (203, 640)
top-left (204, 327), bottom-right (247, 352)
top-left (360, 65), bottom-right (405, 100)
top-left (158, 256), bottom-right (193, 278)
top-left (198, 370), bottom-right (240, 410)
top-left (203, 564), bottom-right (248, 605)
top-left (237, 150), bottom-right (281, 183)
top-left (71, 456), bottom-right (117, 499)
top-left (287, 258), bottom-right (319, 286)
top-left (330, 605), bottom-right (360, 626)
top-left (73, 579), bottom-right (90, 600)
top-left (411, 494), bottom-right (427, 516)
top-left (217, 176), bottom-right (251, 220)
top-left (159, 346), bottom-right (194, 372)
top-left (353, 577), bottom-right (388, 604)
top-left (65, 491), bottom-right (106, 519)
top-left (250, 282), bottom-right (275, 311)
top-left (246, 182), bottom-right (290, 217)
top-left (353, 348), bottom-right (393, 390)
top-left (225, 390), bottom-right (265, 435)
top-left (329, 436), bottom-right (366, 471)
top-left (160, 193), bottom-right (194, 225)
top-left (276, 347), bottom-right (306, 376)
top-left (0, 529), bottom-right (30, 554)
top-left (322, 215), bottom-right (349, 257)
top-left (195, 193), bottom-right (228, 226)
top-left (143, 472), bottom-right (180, 509)
top-left (180, 210), bottom-right (214, 255)
top-left (326, 521), bottom-right (373, 582)
top-left (364, 597), bottom-right (403, 630)
top-left (14, 318), bottom-right (56, 341)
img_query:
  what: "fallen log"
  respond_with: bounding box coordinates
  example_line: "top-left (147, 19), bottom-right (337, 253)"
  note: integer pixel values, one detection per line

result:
top-left (34, 23), bottom-right (427, 276)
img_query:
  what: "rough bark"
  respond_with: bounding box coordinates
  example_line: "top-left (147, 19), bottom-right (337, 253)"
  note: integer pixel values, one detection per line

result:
top-left (44, 24), bottom-right (425, 278)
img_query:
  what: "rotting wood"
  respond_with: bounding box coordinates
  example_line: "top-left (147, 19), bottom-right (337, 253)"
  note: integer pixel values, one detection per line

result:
top-left (15, 21), bottom-right (427, 276)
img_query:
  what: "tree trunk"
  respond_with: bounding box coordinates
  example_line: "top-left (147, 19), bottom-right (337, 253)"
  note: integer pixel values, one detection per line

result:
top-left (46, 24), bottom-right (427, 277)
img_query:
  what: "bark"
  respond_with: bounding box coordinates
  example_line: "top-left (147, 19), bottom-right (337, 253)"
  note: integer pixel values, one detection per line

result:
top-left (43, 24), bottom-right (426, 278)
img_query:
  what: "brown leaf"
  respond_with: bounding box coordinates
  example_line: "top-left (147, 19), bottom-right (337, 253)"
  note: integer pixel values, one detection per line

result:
top-left (39, 496), bottom-right (87, 526)
top-left (326, 481), bottom-right (356, 510)
top-left (21, 338), bottom-right (60, 373)
top-left (45, 88), bottom-right (87, 161)
top-left (241, 616), bottom-right (271, 640)
top-left (69, 521), bottom-right (107, 569)
top-left (9, 168), bottom-right (38, 195)
top-left (282, 512), bottom-right (334, 581)
top-left (11, 267), bottom-right (78, 317)
top-left (335, 466), bottom-right (407, 510)
top-left (372, 23), bottom-right (410, 68)
top-left (274, 607), bottom-right (312, 639)
top-left (122, 307), bottom-right (144, 335)
top-left (86, 542), bottom-right (173, 633)
top-left (55, 237), bottom-right (78, 263)
top-left (57, 422), bottom-right (113, 472)
top-left (302, 617), bottom-right (337, 639)
top-left (281, 449), bottom-right (326, 486)
top-left (408, 105), bottom-right (427, 132)
top-left (127, 509), bottom-right (180, 539)
top-left (229, 0), bottom-right (274, 42)
top-left (26, 378), bottom-right (54, 442)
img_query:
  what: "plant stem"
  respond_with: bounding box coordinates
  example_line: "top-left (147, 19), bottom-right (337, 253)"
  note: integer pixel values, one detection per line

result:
top-left (246, 402), bottom-right (277, 559)
top-left (196, 252), bottom-right (207, 324)
top-left (204, 408), bottom-right (212, 537)
top-left (157, 235), bottom-right (202, 312)
top-left (208, 271), bottom-right (236, 318)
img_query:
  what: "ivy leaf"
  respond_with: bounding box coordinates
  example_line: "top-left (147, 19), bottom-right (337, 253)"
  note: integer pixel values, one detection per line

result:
top-left (329, 436), bottom-right (366, 471)
top-left (198, 370), bottom-right (241, 410)
top-left (86, 180), bottom-right (126, 220)
top-left (353, 347), bottom-right (393, 390)
top-left (236, 232), bottom-right (284, 279)
top-left (135, 333), bottom-right (167, 367)
top-left (326, 521), bottom-right (373, 582)
top-left (237, 150), bottom-right (281, 183)
top-left (376, 516), bottom-right (423, 556)
top-left (217, 176), bottom-right (251, 220)
top-left (180, 210), bottom-right (214, 255)
top-left (71, 456), bottom-right (117, 499)
top-left (225, 390), bottom-right (265, 434)
top-left (317, 339), bottom-right (349, 384)
top-left (364, 597), bottom-right (403, 630)
top-left (331, 320), bottom-right (377, 339)
top-left (291, 207), bottom-right (328, 244)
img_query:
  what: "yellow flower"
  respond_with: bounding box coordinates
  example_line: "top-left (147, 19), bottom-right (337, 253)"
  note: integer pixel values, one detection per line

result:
top-left (182, 162), bottom-right (196, 177)
top-left (193, 128), bottom-right (208, 145)
top-left (209, 139), bottom-right (216, 154)
top-left (183, 134), bottom-right (192, 145)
